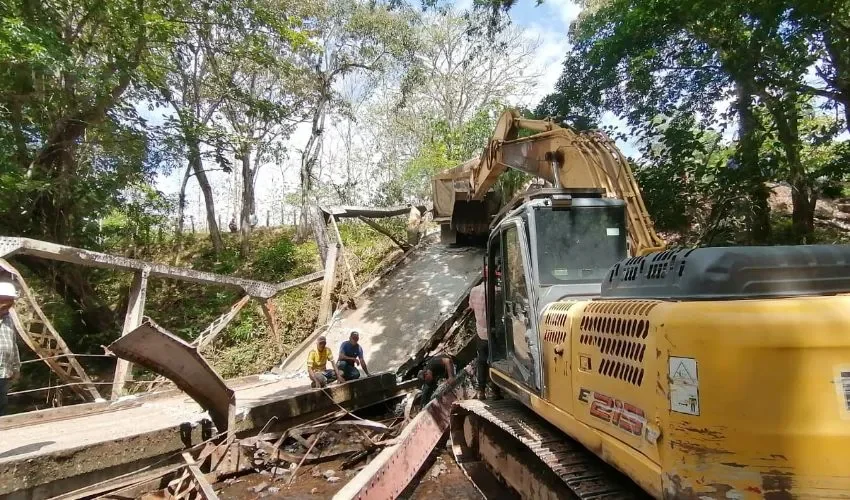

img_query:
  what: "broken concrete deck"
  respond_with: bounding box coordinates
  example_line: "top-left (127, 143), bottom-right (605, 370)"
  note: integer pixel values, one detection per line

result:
top-left (280, 241), bottom-right (484, 375)
top-left (0, 239), bottom-right (483, 499)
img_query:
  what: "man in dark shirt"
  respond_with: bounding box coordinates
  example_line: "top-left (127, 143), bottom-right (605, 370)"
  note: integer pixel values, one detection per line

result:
top-left (417, 353), bottom-right (457, 403)
top-left (337, 330), bottom-right (369, 381)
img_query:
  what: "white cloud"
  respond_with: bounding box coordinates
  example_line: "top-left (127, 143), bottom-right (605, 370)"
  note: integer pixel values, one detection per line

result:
top-left (521, 23), bottom-right (569, 106)
top-left (542, 0), bottom-right (581, 29)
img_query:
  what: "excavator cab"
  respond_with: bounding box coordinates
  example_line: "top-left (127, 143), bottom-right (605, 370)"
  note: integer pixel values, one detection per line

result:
top-left (485, 189), bottom-right (628, 395)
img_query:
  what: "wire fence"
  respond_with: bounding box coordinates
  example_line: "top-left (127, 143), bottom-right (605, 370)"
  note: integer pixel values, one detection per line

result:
top-left (19, 353), bottom-right (114, 365)
top-left (7, 379), bottom-right (160, 397)
top-left (9, 353), bottom-right (161, 397)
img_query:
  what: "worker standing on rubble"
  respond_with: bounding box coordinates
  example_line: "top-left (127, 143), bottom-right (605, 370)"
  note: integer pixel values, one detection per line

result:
top-left (307, 335), bottom-right (344, 388)
top-left (337, 330), bottom-right (369, 381)
top-left (0, 281), bottom-right (20, 416)
top-left (417, 354), bottom-right (457, 404)
top-left (468, 277), bottom-right (488, 400)
top-left (468, 266), bottom-right (502, 400)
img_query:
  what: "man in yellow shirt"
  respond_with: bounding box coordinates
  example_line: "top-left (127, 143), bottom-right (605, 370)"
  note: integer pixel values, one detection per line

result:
top-left (307, 335), bottom-right (344, 388)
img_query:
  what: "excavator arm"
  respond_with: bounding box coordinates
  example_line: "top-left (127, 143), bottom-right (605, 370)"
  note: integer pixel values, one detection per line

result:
top-left (469, 110), bottom-right (665, 256)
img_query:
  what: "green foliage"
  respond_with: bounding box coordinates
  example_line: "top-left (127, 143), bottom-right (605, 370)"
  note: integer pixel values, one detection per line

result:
top-left (101, 186), bottom-right (173, 251)
top-left (252, 237), bottom-right (298, 281)
top-left (402, 104), bottom-right (502, 199)
top-left (512, 0), bottom-right (850, 244)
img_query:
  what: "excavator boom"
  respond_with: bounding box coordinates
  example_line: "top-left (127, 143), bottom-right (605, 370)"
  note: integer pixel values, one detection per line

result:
top-left (457, 109), bottom-right (665, 255)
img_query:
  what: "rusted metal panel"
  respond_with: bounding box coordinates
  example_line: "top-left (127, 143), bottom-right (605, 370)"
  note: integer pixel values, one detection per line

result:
top-left (335, 368), bottom-right (471, 500)
top-left (0, 237), bottom-right (323, 298)
top-left (107, 320), bottom-right (234, 433)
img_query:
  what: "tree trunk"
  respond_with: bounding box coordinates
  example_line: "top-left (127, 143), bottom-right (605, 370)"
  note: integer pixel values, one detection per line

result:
top-left (187, 135), bottom-right (224, 253)
top-left (823, 22), bottom-right (850, 135)
top-left (175, 162), bottom-right (192, 243)
top-left (734, 81), bottom-right (771, 244)
top-left (764, 92), bottom-right (815, 242)
top-left (310, 205), bottom-right (330, 266)
top-left (298, 93), bottom-right (328, 240)
top-left (239, 146), bottom-right (254, 257)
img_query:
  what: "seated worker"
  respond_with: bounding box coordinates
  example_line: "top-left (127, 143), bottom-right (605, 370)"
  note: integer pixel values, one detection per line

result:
top-left (307, 335), bottom-right (344, 388)
top-left (337, 330), bottom-right (369, 381)
top-left (417, 353), bottom-right (457, 404)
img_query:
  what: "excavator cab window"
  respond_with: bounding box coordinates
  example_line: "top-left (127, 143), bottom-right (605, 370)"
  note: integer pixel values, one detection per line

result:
top-left (533, 205), bottom-right (627, 285)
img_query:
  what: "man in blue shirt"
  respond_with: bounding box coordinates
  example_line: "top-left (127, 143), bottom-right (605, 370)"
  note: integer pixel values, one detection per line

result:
top-left (337, 330), bottom-right (370, 381)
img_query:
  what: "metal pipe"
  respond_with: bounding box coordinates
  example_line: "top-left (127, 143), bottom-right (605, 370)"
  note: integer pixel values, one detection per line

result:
top-left (550, 157), bottom-right (563, 187)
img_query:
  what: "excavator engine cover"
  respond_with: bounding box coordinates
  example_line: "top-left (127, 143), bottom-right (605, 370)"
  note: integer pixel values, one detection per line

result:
top-left (543, 244), bottom-right (850, 498)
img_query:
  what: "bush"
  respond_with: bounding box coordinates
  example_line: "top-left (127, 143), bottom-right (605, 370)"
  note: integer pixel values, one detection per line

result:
top-left (252, 236), bottom-right (297, 280)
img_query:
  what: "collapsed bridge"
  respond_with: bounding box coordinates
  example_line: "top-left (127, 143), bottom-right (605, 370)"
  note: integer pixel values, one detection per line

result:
top-left (0, 209), bottom-right (484, 499)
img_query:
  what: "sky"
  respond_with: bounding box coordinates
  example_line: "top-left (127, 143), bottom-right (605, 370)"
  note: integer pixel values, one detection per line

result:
top-left (155, 0), bottom-right (596, 230)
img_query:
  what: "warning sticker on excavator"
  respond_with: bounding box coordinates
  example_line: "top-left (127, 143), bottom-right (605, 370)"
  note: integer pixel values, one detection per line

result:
top-left (669, 356), bottom-right (700, 416)
top-left (834, 367), bottom-right (850, 419)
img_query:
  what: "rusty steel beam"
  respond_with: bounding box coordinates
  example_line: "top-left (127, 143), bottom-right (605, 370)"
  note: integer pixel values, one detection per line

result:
top-left (196, 295), bottom-right (251, 350)
top-left (0, 237), bottom-right (323, 299)
top-left (335, 367), bottom-right (472, 500)
top-left (107, 320), bottom-right (235, 433)
top-left (0, 259), bottom-right (102, 401)
top-left (321, 204), bottom-right (429, 220)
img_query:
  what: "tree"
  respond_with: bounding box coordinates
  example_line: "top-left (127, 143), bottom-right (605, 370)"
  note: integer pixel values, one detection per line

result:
top-left (155, 1), bottom-right (229, 252)
top-left (0, 0), bottom-right (179, 331)
top-left (361, 9), bottom-right (541, 202)
top-left (531, 0), bottom-right (850, 242)
top-left (788, 0), bottom-right (850, 134)
top-left (296, 0), bottom-right (419, 240)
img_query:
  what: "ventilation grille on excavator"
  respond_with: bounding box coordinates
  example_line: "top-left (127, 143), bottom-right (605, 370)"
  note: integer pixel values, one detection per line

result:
top-left (579, 300), bottom-right (659, 387)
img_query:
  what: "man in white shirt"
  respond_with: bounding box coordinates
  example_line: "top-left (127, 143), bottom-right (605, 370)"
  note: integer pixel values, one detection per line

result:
top-left (0, 281), bottom-right (20, 415)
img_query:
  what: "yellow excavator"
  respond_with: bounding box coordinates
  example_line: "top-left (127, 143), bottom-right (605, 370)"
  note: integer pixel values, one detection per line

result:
top-left (434, 110), bottom-right (850, 498)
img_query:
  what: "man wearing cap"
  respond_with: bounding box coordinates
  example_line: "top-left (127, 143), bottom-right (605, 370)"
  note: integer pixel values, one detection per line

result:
top-left (0, 280), bottom-right (20, 415)
top-left (306, 335), bottom-right (344, 388)
top-left (337, 330), bottom-right (369, 381)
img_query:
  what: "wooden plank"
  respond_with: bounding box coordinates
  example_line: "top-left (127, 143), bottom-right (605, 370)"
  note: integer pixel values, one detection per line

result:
top-left (111, 267), bottom-right (150, 399)
top-left (52, 463), bottom-right (183, 500)
top-left (259, 299), bottom-right (279, 342)
top-left (317, 243), bottom-right (339, 326)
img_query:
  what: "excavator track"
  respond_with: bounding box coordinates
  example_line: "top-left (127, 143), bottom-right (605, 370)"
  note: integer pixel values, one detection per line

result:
top-left (450, 399), bottom-right (649, 500)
